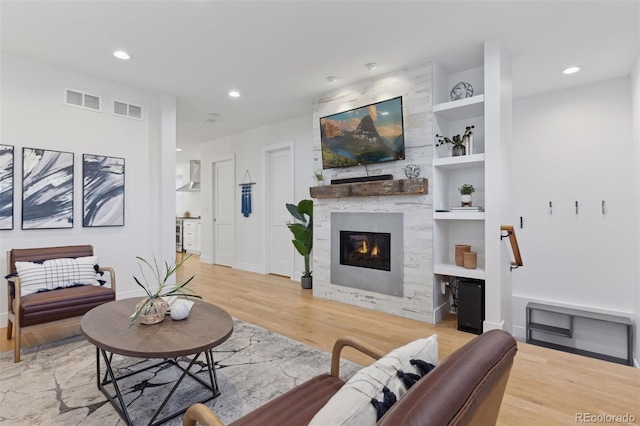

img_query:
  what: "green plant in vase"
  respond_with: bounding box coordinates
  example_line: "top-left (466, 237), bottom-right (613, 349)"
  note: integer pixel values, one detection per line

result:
top-left (313, 170), bottom-right (325, 186)
top-left (458, 184), bottom-right (476, 207)
top-left (436, 125), bottom-right (474, 156)
top-left (286, 199), bottom-right (313, 289)
top-left (130, 254), bottom-right (201, 327)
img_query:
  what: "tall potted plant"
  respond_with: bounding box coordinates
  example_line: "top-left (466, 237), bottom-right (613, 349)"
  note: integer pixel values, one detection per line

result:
top-left (286, 199), bottom-right (313, 289)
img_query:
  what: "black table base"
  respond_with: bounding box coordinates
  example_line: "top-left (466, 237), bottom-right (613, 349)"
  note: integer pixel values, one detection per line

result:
top-left (94, 347), bottom-right (220, 426)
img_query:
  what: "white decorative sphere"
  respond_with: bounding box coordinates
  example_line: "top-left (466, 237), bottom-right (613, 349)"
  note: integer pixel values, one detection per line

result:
top-left (170, 300), bottom-right (190, 320)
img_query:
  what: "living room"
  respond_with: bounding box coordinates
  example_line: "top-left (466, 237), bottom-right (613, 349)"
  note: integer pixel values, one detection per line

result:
top-left (0, 1), bottom-right (639, 424)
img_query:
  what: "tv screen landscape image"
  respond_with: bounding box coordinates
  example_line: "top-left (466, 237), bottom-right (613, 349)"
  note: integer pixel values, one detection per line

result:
top-left (320, 97), bottom-right (405, 169)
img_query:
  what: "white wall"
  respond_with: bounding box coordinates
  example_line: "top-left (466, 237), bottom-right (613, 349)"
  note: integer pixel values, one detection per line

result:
top-left (511, 78), bottom-right (638, 343)
top-left (199, 114), bottom-right (313, 274)
top-left (0, 54), bottom-right (175, 324)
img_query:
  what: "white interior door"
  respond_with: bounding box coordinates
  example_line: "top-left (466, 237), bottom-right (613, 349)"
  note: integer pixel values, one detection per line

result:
top-left (267, 147), bottom-right (293, 276)
top-left (214, 159), bottom-right (234, 266)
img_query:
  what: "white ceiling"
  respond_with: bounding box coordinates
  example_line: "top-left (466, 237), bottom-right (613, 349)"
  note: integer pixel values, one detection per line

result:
top-left (1, 1), bottom-right (638, 162)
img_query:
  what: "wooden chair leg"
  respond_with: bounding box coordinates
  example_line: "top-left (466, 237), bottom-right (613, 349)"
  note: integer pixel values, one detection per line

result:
top-left (6, 319), bottom-right (13, 339)
top-left (13, 330), bottom-right (21, 362)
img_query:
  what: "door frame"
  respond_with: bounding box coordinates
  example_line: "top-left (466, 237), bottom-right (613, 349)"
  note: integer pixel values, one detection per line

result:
top-left (210, 154), bottom-right (235, 267)
top-left (263, 141), bottom-right (295, 278)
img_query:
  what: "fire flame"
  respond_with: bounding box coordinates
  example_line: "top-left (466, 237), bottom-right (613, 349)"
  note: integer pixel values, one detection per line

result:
top-left (357, 241), bottom-right (380, 257)
top-left (358, 241), bottom-right (368, 254)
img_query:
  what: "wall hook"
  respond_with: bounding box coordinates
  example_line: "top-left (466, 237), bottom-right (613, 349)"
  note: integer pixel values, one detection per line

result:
top-left (602, 200), bottom-right (606, 215)
top-left (575, 201), bottom-right (579, 215)
top-left (548, 201), bottom-right (552, 215)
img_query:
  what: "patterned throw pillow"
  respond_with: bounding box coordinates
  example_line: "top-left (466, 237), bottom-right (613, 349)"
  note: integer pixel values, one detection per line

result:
top-left (15, 256), bottom-right (100, 296)
top-left (309, 334), bottom-right (438, 426)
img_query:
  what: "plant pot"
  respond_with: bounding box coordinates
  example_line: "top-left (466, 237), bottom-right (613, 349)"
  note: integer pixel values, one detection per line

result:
top-left (455, 245), bottom-right (472, 267)
top-left (301, 276), bottom-right (312, 289)
top-left (134, 297), bottom-right (169, 325)
top-left (463, 252), bottom-right (478, 269)
top-left (461, 194), bottom-right (472, 207)
top-left (452, 145), bottom-right (466, 156)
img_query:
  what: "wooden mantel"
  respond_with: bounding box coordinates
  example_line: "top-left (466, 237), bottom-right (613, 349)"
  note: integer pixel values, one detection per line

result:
top-left (309, 178), bottom-right (428, 199)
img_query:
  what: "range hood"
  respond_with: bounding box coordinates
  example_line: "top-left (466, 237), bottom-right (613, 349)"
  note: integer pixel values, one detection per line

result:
top-left (176, 160), bottom-right (201, 192)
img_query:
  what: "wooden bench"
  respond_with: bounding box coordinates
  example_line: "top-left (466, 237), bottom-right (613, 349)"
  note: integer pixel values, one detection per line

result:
top-left (6, 245), bottom-right (116, 362)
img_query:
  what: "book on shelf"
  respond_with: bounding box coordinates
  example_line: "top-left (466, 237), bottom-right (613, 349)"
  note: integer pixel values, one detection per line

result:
top-left (451, 206), bottom-right (484, 212)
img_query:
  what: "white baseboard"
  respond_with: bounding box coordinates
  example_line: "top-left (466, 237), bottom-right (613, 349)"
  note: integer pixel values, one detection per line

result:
top-left (512, 324), bottom-right (526, 341)
top-left (433, 301), bottom-right (450, 324)
top-left (483, 320), bottom-right (505, 332)
top-left (0, 312), bottom-right (6, 327)
top-left (234, 262), bottom-right (267, 274)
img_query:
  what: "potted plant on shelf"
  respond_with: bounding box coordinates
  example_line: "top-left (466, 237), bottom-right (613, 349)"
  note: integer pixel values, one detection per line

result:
top-left (130, 253), bottom-right (201, 327)
top-left (286, 199), bottom-right (313, 289)
top-left (313, 170), bottom-right (326, 186)
top-left (458, 184), bottom-right (475, 207)
top-left (436, 125), bottom-right (475, 157)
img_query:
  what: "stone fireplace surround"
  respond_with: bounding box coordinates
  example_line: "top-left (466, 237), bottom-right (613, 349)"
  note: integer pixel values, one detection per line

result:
top-left (311, 60), bottom-right (433, 323)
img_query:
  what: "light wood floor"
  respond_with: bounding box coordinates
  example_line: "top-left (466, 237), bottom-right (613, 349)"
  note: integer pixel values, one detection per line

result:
top-left (2, 255), bottom-right (639, 425)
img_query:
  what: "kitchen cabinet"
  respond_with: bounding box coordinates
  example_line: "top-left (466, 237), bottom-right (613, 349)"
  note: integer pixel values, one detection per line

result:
top-left (182, 219), bottom-right (201, 254)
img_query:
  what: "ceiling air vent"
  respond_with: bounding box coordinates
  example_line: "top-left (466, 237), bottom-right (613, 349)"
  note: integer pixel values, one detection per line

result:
top-left (64, 88), bottom-right (102, 112)
top-left (113, 100), bottom-right (143, 120)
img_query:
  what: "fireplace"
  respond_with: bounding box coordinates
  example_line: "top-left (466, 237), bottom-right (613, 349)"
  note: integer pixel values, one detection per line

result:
top-left (331, 212), bottom-right (403, 296)
top-left (340, 231), bottom-right (391, 271)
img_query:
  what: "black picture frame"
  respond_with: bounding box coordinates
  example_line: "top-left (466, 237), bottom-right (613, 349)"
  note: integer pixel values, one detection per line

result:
top-left (0, 144), bottom-right (14, 230)
top-left (82, 154), bottom-right (125, 227)
top-left (22, 147), bottom-right (74, 229)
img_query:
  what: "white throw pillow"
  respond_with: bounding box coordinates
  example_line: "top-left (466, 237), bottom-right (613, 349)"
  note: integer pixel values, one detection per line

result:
top-left (15, 256), bottom-right (100, 296)
top-left (309, 334), bottom-right (438, 426)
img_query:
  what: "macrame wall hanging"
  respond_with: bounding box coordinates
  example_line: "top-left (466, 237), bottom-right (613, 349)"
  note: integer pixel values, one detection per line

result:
top-left (239, 170), bottom-right (256, 218)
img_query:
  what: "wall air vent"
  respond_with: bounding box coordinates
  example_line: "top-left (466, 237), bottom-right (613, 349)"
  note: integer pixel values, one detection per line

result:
top-left (113, 100), bottom-right (143, 120)
top-left (64, 88), bottom-right (102, 112)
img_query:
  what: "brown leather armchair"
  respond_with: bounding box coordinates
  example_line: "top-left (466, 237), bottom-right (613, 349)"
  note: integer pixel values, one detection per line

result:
top-left (183, 329), bottom-right (517, 426)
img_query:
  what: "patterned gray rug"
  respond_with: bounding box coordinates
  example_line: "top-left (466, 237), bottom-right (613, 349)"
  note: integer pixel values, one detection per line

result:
top-left (0, 319), bottom-right (361, 425)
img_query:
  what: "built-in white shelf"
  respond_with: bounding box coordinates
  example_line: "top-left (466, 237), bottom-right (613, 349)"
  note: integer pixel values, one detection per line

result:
top-left (434, 212), bottom-right (485, 220)
top-left (433, 153), bottom-right (485, 169)
top-left (434, 263), bottom-right (486, 280)
top-left (433, 95), bottom-right (484, 121)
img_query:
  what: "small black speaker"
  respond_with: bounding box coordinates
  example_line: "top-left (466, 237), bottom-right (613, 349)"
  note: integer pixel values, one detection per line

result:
top-left (457, 279), bottom-right (485, 335)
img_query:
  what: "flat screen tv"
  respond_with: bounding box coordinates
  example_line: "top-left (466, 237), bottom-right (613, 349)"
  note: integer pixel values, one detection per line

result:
top-left (320, 96), bottom-right (405, 169)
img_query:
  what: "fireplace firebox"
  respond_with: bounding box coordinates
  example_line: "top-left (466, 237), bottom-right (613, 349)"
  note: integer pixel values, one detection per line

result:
top-left (331, 212), bottom-right (404, 296)
top-left (340, 231), bottom-right (391, 271)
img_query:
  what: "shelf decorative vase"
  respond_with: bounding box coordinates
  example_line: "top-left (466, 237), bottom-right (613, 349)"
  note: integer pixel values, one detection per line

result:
top-left (134, 297), bottom-right (169, 325)
top-left (461, 194), bottom-right (472, 207)
top-left (463, 251), bottom-right (478, 269)
top-left (452, 145), bottom-right (466, 157)
top-left (455, 245), bottom-right (472, 267)
top-left (464, 133), bottom-right (474, 155)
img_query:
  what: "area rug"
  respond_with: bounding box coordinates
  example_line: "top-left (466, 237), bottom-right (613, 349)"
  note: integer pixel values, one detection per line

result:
top-left (0, 319), bottom-right (362, 425)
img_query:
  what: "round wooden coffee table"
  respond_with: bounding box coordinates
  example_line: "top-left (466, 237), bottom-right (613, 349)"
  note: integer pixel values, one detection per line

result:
top-left (81, 298), bottom-right (234, 426)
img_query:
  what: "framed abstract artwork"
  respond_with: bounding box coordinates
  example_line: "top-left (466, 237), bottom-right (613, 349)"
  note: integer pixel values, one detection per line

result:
top-left (83, 154), bottom-right (125, 227)
top-left (22, 147), bottom-right (74, 229)
top-left (0, 144), bottom-right (14, 230)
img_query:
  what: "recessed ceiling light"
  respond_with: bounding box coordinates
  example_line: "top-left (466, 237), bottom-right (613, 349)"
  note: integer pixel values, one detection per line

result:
top-left (176, 148), bottom-right (182, 152)
top-left (326, 76), bottom-right (338, 83)
top-left (364, 63), bottom-right (378, 71)
top-left (113, 50), bottom-right (130, 60)
top-left (229, 90), bottom-right (240, 98)
top-left (380, 111), bottom-right (389, 116)
top-left (563, 66), bottom-right (582, 75)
